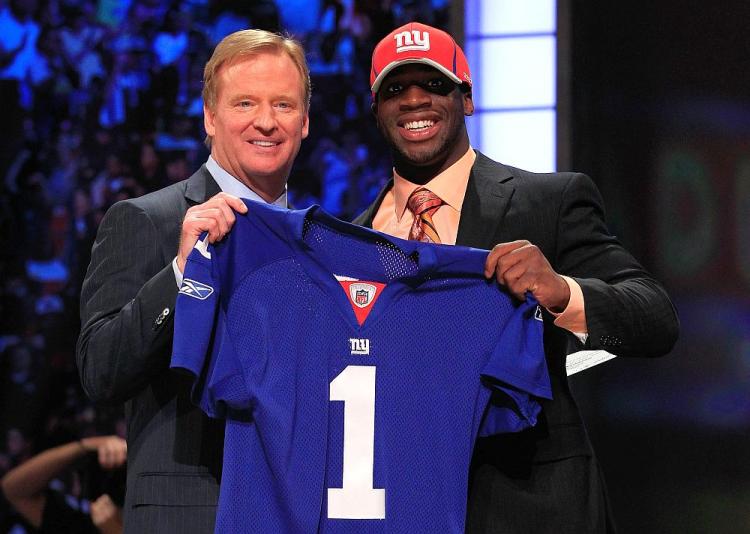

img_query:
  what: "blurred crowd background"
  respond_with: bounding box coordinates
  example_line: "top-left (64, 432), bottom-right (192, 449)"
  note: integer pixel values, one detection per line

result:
top-left (0, 0), bottom-right (449, 530)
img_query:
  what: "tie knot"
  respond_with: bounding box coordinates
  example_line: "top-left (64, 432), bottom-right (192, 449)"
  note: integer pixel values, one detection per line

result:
top-left (407, 188), bottom-right (443, 216)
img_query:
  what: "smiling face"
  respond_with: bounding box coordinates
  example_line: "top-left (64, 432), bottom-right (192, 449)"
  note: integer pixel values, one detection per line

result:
top-left (204, 52), bottom-right (309, 201)
top-left (373, 64), bottom-right (473, 181)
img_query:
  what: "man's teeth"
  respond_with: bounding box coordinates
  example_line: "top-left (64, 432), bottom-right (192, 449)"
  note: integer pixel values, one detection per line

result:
top-left (404, 120), bottom-right (434, 131)
top-left (252, 140), bottom-right (277, 147)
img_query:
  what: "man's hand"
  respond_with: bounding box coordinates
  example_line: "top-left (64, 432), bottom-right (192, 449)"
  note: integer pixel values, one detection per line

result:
top-left (80, 436), bottom-right (127, 470)
top-left (90, 494), bottom-right (123, 534)
top-left (177, 193), bottom-right (248, 273)
top-left (484, 240), bottom-right (570, 312)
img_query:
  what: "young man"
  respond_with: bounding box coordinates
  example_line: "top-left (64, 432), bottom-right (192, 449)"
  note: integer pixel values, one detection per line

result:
top-left (76, 29), bottom-right (310, 533)
top-left (355, 22), bottom-right (678, 532)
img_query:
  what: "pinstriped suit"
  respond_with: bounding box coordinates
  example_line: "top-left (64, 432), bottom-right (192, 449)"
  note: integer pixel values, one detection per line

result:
top-left (77, 166), bottom-right (223, 534)
top-left (354, 152), bottom-right (679, 533)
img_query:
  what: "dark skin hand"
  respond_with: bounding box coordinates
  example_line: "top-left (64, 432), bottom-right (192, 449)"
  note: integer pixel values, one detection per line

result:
top-left (484, 240), bottom-right (571, 312)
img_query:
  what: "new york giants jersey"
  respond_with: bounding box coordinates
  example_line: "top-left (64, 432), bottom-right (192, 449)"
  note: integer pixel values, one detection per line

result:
top-left (171, 202), bottom-right (552, 533)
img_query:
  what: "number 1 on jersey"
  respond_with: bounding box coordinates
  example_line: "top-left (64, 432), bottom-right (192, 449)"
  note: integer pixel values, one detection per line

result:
top-left (328, 365), bottom-right (386, 519)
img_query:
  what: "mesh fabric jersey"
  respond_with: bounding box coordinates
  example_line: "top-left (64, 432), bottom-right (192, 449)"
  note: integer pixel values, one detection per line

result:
top-left (171, 202), bottom-right (552, 533)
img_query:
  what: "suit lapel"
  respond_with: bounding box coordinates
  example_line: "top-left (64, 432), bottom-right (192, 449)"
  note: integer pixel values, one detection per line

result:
top-left (353, 178), bottom-right (393, 227)
top-left (171, 166), bottom-right (220, 252)
top-left (456, 152), bottom-right (515, 249)
top-left (354, 153), bottom-right (516, 249)
top-left (185, 165), bottom-right (221, 205)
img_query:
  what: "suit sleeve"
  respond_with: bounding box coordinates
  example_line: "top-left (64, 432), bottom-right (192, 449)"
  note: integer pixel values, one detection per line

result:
top-left (76, 200), bottom-right (179, 403)
top-left (555, 173), bottom-right (679, 357)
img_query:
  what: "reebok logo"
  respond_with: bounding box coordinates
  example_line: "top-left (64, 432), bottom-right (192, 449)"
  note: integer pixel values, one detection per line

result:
top-left (394, 30), bottom-right (430, 52)
top-left (179, 278), bottom-right (214, 300)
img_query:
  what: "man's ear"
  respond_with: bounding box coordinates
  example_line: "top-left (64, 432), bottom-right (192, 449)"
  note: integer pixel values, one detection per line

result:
top-left (301, 111), bottom-right (310, 139)
top-left (203, 104), bottom-right (216, 136)
top-left (463, 90), bottom-right (474, 116)
top-left (371, 100), bottom-right (380, 126)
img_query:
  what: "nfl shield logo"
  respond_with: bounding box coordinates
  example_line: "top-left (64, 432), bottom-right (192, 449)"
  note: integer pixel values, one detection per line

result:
top-left (349, 282), bottom-right (377, 308)
top-left (355, 289), bottom-right (369, 305)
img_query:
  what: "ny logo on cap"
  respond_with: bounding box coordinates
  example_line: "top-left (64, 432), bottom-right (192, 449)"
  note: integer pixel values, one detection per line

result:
top-left (394, 30), bottom-right (430, 52)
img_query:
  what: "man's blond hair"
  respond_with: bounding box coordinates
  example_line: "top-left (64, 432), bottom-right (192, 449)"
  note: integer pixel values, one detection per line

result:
top-left (202, 29), bottom-right (311, 146)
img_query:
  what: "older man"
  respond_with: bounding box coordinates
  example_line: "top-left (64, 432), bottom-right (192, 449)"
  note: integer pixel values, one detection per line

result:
top-left (77, 29), bottom-right (310, 533)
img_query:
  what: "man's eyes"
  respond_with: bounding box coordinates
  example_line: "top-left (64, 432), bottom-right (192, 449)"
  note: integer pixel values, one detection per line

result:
top-left (384, 79), bottom-right (449, 96)
top-left (386, 83), bottom-right (404, 94)
top-left (235, 101), bottom-right (294, 109)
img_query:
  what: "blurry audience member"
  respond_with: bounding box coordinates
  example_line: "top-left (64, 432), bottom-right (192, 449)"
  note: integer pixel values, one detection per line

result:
top-left (1, 435), bottom-right (126, 534)
top-left (59, 5), bottom-right (106, 90)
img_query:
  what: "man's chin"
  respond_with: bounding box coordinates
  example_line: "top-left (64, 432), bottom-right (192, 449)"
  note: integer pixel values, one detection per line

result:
top-left (395, 146), bottom-right (443, 167)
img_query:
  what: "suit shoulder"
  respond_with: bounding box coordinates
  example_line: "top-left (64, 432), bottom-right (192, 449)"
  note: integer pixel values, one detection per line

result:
top-left (104, 180), bottom-right (189, 225)
top-left (476, 151), bottom-right (586, 184)
top-left (506, 164), bottom-right (587, 189)
top-left (128, 180), bottom-right (189, 212)
top-left (506, 166), bottom-right (601, 202)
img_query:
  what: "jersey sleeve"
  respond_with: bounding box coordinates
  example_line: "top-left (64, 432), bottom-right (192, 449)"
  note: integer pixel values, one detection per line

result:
top-left (171, 235), bottom-right (251, 420)
top-left (479, 295), bottom-right (552, 435)
top-left (171, 235), bottom-right (220, 413)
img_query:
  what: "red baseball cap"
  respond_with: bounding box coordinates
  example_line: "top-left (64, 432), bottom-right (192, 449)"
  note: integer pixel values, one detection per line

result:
top-left (370, 22), bottom-right (472, 94)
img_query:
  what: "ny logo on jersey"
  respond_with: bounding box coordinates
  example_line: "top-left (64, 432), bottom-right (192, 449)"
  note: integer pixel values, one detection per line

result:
top-left (394, 30), bottom-right (430, 52)
top-left (179, 278), bottom-right (214, 300)
top-left (349, 338), bottom-right (370, 355)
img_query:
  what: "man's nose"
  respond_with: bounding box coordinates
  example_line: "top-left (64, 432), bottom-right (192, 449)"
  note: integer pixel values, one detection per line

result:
top-left (252, 103), bottom-right (277, 133)
top-left (399, 84), bottom-right (432, 109)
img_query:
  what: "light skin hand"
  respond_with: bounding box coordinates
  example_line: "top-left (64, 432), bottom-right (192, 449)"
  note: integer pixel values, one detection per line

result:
top-left (80, 436), bottom-right (127, 470)
top-left (177, 192), bottom-right (248, 273)
top-left (484, 240), bottom-right (570, 312)
top-left (0, 435), bottom-right (126, 529)
top-left (90, 494), bottom-right (123, 534)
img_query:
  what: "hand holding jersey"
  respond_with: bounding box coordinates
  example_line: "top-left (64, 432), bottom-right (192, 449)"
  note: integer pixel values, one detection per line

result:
top-left (177, 193), bottom-right (248, 274)
top-left (484, 240), bottom-right (572, 312)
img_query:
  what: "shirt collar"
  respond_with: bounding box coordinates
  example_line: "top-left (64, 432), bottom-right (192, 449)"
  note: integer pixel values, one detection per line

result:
top-left (392, 147), bottom-right (476, 220)
top-left (205, 155), bottom-right (287, 207)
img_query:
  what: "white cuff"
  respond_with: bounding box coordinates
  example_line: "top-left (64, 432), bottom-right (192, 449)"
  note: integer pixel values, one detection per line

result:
top-left (172, 256), bottom-right (183, 288)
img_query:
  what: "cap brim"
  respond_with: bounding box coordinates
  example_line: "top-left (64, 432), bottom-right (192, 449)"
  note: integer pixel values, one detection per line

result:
top-left (371, 58), bottom-right (463, 94)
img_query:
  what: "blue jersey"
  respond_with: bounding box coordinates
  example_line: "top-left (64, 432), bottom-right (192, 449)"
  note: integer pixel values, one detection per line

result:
top-left (171, 202), bottom-right (551, 533)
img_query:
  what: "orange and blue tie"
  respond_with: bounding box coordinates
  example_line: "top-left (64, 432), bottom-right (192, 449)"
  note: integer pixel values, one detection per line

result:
top-left (407, 188), bottom-right (443, 243)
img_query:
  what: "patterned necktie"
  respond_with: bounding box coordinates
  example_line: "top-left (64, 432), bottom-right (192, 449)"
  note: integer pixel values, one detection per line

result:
top-left (406, 187), bottom-right (443, 243)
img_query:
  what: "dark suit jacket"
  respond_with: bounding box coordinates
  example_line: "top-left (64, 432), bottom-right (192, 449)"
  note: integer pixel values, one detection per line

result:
top-left (77, 167), bottom-right (224, 534)
top-left (354, 152), bottom-right (679, 533)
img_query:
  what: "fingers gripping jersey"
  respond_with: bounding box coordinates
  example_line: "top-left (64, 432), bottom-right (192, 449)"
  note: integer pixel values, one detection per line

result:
top-left (171, 203), bottom-right (552, 533)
